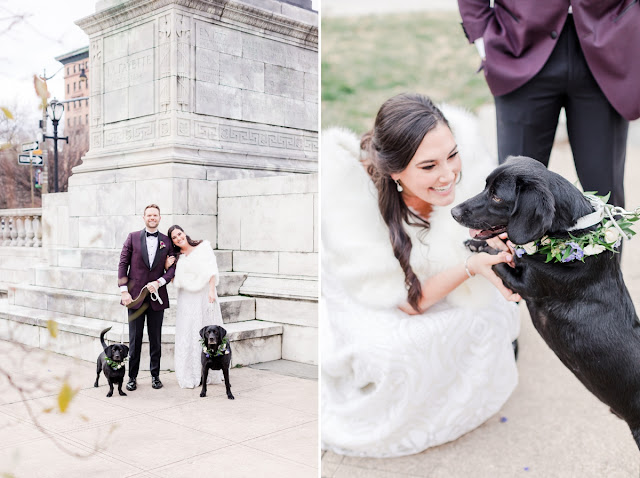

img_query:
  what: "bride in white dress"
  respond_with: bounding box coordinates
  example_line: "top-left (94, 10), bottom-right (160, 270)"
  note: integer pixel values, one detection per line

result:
top-left (321, 93), bottom-right (521, 457)
top-left (166, 225), bottom-right (223, 389)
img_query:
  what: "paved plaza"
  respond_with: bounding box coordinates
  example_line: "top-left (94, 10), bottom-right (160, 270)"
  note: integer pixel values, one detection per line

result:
top-left (0, 339), bottom-right (318, 478)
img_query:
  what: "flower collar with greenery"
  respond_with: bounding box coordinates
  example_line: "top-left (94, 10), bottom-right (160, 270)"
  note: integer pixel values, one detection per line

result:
top-left (513, 193), bottom-right (640, 263)
top-left (105, 356), bottom-right (127, 370)
top-left (200, 336), bottom-right (230, 358)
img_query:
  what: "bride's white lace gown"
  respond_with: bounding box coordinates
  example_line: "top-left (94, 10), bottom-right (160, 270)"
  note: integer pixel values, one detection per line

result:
top-left (321, 107), bottom-right (520, 457)
top-left (173, 240), bottom-right (223, 389)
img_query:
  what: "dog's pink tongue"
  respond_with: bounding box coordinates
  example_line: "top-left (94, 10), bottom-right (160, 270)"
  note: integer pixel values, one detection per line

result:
top-left (469, 228), bottom-right (482, 239)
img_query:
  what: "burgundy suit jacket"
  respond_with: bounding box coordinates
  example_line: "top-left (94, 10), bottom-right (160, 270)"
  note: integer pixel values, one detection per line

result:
top-left (118, 230), bottom-right (176, 311)
top-left (458, 0), bottom-right (640, 120)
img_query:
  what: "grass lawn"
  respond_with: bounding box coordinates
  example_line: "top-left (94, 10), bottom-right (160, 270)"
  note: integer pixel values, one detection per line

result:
top-left (321, 11), bottom-right (492, 133)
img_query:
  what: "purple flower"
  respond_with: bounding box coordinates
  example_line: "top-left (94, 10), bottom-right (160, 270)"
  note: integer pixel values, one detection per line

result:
top-left (515, 248), bottom-right (525, 258)
top-left (562, 253), bottom-right (576, 263)
top-left (614, 238), bottom-right (622, 249)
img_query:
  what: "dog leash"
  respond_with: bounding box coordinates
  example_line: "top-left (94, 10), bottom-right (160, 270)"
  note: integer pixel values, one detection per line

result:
top-left (122, 285), bottom-right (164, 343)
top-left (573, 194), bottom-right (640, 240)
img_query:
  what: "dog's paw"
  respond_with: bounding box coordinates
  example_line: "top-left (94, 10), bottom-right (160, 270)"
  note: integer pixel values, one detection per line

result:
top-left (106, 392), bottom-right (113, 397)
top-left (200, 391), bottom-right (207, 397)
top-left (93, 381), bottom-right (99, 388)
top-left (227, 393), bottom-right (235, 400)
top-left (119, 391), bottom-right (127, 396)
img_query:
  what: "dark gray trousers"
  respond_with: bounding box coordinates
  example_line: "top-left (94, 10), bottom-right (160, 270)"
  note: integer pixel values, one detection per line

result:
top-left (494, 14), bottom-right (628, 207)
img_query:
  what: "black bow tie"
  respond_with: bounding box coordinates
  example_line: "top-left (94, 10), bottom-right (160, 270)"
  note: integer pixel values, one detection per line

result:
top-left (146, 231), bottom-right (158, 237)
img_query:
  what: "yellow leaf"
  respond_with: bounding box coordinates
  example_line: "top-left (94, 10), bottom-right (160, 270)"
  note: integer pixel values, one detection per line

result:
top-left (33, 75), bottom-right (50, 101)
top-left (2, 473), bottom-right (17, 478)
top-left (57, 381), bottom-right (78, 413)
top-left (79, 414), bottom-right (90, 422)
top-left (42, 407), bottom-right (53, 414)
top-left (0, 143), bottom-right (11, 151)
top-left (1, 107), bottom-right (13, 120)
top-left (46, 319), bottom-right (58, 338)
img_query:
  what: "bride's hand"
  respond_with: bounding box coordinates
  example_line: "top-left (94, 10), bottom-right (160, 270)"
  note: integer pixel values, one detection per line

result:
top-left (165, 255), bottom-right (176, 269)
top-left (467, 252), bottom-right (522, 302)
top-left (208, 289), bottom-right (217, 303)
top-left (485, 232), bottom-right (510, 253)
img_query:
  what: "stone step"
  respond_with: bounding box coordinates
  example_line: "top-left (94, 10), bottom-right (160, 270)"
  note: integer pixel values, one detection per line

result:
top-left (29, 266), bottom-right (247, 298)
top-left (0, 300), bottom-right (282, 369)
top-left (46, 247), bottom-right (233, 272)
top-left (8, 284), bottom-right (255, 326)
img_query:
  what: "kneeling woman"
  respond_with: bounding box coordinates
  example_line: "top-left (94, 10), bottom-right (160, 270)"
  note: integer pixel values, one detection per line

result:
top-left (321, 93), bottom-right (521, 457)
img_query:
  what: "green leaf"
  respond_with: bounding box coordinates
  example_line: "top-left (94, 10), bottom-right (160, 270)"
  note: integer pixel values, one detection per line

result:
top-left (0, 107), bottom-right (13, 120)
top-left (46, 320), bottom-right (58, 338)
top-left (57, 381), bottom-right (78, 413)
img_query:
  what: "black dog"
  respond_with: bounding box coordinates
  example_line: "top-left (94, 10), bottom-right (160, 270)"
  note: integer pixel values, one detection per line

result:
top-left (199, 325), bottom-right (234, 399)
top-left (94, 326), bottom-right (129, 397)
top-left (452, 156), bottom-right (640, 451)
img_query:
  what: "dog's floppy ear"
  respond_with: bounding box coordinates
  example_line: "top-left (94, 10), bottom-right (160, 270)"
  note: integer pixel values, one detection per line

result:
top-left (199, 326), bottom-right (207, 338)
top-left (122, 345), bottom-right (130, 356)
top-left (508, 178), bottom-right (555, 245)
top-left (218, 326), bottom-right (227, 339)
top-left (104, 345), bottom-right (114, 359)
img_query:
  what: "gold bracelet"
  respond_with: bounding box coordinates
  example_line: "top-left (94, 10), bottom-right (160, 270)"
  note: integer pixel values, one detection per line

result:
top-left (464, 256), bottom-right (475, 278)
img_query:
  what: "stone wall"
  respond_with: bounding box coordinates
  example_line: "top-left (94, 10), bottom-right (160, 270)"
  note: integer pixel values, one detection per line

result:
top-left (217, 173), bottom-right (318, 364)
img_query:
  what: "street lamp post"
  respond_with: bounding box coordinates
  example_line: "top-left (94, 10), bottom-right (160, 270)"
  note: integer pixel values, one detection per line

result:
top-left (43, 99), bottom-right (68, 193)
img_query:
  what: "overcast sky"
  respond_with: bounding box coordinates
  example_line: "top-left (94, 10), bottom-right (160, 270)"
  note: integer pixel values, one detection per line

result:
top-left (0, 0), bottom-right (318, 131)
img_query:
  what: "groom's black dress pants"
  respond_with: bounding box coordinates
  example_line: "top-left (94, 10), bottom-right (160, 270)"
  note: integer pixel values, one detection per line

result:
top-left (494, 14), bottom-right (628, 208)
top-left (128, 296), bottom-right (163, 379)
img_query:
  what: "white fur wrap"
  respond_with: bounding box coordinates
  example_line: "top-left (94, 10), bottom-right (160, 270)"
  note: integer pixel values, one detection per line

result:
top-left (321, 104), bottom-right (498, 310)
top-left (173, 240), bottom-right (220, 292)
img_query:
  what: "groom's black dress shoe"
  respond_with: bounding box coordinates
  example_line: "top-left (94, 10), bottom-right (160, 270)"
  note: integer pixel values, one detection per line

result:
top-left (126, 378), bottom-right (137, 391)
top-left (151, 376), bottom-right (163, 389)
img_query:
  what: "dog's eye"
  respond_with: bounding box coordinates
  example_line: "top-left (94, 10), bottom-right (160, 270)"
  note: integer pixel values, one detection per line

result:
top-left (492, 195), bottom-right (502, 203)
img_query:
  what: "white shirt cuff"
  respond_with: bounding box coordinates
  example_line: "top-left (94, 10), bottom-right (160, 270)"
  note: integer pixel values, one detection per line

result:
top-left (158, 278), bottom-right (166, 287)
top-left (120, 285), bottom-right (128, 292)
top-left (474, 38), bottom-right (486, 59)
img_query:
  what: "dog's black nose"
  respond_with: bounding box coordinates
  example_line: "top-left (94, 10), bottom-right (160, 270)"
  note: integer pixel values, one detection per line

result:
top-left (451, 205), bottom-right (464, 222)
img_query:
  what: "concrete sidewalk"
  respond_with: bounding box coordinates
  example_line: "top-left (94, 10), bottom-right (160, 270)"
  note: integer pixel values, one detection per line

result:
top-left (0, 340), bottom-right (318, 478)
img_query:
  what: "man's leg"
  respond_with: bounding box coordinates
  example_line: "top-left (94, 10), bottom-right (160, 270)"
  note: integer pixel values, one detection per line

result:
top-left (147, 306), bottom-right (164, 380)
top-left (564, 18), bottom-right (628, 208)
top-left (494, 16), bottom-right (573, 166)
top-left (127, 306), bottom-right (146, 389)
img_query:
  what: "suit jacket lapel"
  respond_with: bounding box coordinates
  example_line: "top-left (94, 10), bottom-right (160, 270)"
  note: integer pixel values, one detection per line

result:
top-left (150, 234), bottom-right (163, 270)
top-left (140, 229), bottom-right (151, 270)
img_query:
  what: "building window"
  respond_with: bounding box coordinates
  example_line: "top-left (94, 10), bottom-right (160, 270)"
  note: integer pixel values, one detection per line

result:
top-left (67, 118), bottom-right (70, 127)
top-left (67, 84), bottom-right (69, 94)
top-left (66, 67), bottom-right (69, 75)
top-left (86, 114), bottom-right (88, 124)
top-left (73, 64), bottom-right (76, 73)
top-left (86, 99), bottom-right (89, 107)
top-left (73, 82), bottom-right (76, 91)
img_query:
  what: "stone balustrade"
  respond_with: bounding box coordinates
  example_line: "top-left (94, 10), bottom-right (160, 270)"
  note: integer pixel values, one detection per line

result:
top-left (0, 209), bottom-right (43, 248)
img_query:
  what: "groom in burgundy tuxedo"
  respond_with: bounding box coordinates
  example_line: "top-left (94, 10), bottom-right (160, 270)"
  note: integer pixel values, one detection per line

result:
top-left (118, 204), bottom-right (175, 391)
top-left (458, 0), bottom-right (640, 209)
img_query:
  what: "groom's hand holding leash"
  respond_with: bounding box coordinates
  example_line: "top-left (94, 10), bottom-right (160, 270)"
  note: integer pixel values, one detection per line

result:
top-left (146, 281), bottom-right (160, 294)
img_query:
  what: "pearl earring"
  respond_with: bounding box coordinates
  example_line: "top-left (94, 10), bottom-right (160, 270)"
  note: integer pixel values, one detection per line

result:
top-left (395, 180), bottom-right (403, 192)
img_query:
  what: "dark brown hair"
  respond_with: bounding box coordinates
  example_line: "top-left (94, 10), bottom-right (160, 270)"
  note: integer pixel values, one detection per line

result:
top-left (361, 93), bottom-right (449, 312)
top-left (144, 204), bottom-right (161, 215)
top-left (167, 225), bottom-right (203, 260)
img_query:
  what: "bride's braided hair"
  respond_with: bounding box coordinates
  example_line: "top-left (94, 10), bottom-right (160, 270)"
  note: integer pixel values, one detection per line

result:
top-left (361, 93), bottom-right (449, 312)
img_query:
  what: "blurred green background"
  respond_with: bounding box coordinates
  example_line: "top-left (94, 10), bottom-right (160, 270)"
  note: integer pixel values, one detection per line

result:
top-left (321, 11), bottom-right (492, 133)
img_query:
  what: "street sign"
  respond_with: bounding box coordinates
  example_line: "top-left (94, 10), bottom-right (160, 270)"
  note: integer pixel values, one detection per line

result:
top-left (18, 154), bottom-right (43, 166)
top-left (21, 141), bottom-right (39, 153)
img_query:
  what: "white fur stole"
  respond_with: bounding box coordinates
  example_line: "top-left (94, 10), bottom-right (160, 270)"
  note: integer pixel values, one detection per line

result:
top-left (173, 240), bottom-right (220, 292)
